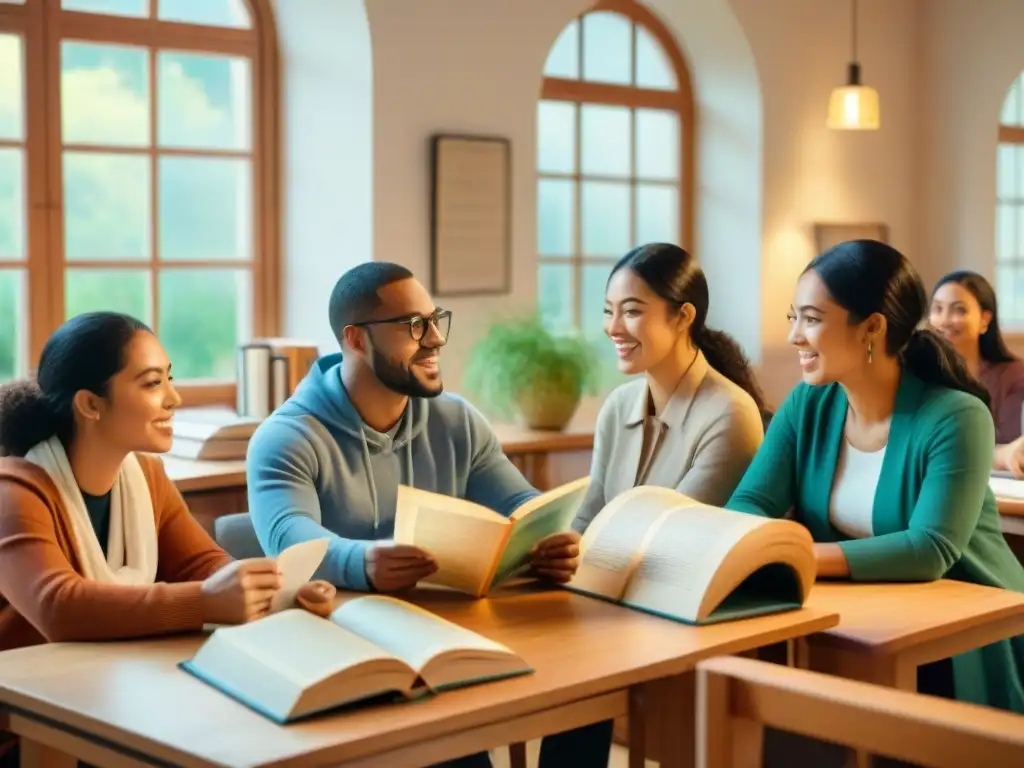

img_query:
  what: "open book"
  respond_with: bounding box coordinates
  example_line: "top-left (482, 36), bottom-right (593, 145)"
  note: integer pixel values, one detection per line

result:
top-left (394, 477), bottom-right (590, 598)
top-left (181, 595), bottom-right (531, 724)
top-left (566, 486), bottom-right (816, 625)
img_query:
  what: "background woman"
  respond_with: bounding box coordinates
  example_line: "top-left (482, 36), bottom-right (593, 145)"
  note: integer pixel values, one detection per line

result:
top-left (929, 270), bottom-right (1024, 475)
top-left (727, 241), bottom-right (1024, 721)
top-left (0, 312), bottom-right (333, 655)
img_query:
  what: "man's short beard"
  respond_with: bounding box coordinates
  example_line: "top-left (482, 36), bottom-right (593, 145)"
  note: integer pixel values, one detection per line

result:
top-left (370, 347), bottom-right (443, 398)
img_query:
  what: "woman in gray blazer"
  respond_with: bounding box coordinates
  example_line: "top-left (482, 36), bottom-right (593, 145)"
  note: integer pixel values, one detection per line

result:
top-left (571, 242), bottom-right (767, 534)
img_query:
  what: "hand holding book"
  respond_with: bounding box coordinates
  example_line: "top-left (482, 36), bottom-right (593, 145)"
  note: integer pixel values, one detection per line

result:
top-left (528, 530), bottom-right (581, 584)
top-left (364, 542), bottom-right (439, 592)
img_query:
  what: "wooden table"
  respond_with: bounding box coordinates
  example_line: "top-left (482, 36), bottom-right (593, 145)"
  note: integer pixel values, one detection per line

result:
top-left (0, 586), bottom-right (837, 768)
top-left (162, 421), bottom-right (595, 535)
top-left (804, 580), bottom-right (1024, 690)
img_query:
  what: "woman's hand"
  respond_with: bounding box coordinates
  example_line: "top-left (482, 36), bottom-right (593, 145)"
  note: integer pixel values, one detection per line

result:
top-left (996, 437), bottom-right (1024, 477)
top-left (200, 558), bottom-right (282, 625)
top-left (296, 581), bottom-right (337, 618)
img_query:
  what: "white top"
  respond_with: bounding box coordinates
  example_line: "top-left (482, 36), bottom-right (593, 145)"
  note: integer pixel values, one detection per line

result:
top-left (829, 440), bottom-right (886, 539)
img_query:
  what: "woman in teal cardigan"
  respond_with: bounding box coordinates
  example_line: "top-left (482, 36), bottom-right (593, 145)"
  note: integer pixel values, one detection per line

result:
top-left (727, 239), bottom-right (1024, 715)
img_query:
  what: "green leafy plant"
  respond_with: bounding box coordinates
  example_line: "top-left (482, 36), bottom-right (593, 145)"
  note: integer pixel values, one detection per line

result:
top-left (464, 314), bottom-right (600, 428)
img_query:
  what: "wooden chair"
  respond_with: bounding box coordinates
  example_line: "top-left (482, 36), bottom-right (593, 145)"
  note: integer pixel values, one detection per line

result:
top-left (696, 655), bottom-right (1024, 768)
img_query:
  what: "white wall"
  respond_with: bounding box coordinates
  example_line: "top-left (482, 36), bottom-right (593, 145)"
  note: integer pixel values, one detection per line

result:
top-left (917, 0), bottom-right (1024, 296)
top-left (273, 0), bottom-right (1022, 410)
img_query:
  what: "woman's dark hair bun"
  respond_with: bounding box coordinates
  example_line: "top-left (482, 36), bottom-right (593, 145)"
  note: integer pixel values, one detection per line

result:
top-left (0, 379), bottom-right (56, 458)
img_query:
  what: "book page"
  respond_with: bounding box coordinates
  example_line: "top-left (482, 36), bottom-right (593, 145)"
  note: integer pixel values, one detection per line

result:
top-left (621, 505), bottom-right (769, 622)
top-left (332, 596), bottom-right (514, 674)
top-left (492, 478), bottom-right (590, 585)
top-left (393, 486), bottom-right (508, 595)
top-left (270, 538), bottom-right (330, 613)
top-left (206, 609), bottom-right (400, 690)
top-left (567, 486), bottom-right (688, 600)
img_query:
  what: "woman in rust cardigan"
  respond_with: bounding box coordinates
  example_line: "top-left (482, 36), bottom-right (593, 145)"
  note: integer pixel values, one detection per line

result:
top-left (0, 312), bottom-right (334, 764)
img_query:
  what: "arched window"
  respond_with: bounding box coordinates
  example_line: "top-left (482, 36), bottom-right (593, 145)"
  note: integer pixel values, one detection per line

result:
top-left (0, 0), bottom-right (279, 403)
top-left (536, 0), bottom-right (694, 362)
top-left (998, 72), bottom-right (1024, 326)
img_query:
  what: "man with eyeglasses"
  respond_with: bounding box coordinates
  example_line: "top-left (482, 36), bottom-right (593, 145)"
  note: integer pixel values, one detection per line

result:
top-left (246, 261), bottom-right (580, 596)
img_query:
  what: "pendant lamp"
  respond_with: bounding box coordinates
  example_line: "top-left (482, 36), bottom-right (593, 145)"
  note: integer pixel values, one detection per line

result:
top-left (827, 0), bottom-right (880, 130)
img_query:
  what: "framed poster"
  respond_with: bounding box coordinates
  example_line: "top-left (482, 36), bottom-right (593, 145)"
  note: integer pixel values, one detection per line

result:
top-left (813, 222), bottom-right (890, 255)
top-left (430, 134), bottom-right (512, 296)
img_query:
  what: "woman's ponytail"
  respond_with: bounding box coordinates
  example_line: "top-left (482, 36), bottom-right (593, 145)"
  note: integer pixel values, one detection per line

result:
top-left (694, 326), bottom-right (766, 411)
top-left (0, 380), bottom-right (63, 458)
top-left (899, 328), bottom-right (990, 407)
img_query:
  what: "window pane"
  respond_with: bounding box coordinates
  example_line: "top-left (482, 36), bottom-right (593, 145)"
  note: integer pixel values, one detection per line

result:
top-left (582, 11), bottom-right (631, 86)
top-left (636, 109), bottom-right (679, 181)
top-left (544, 20), bottom-right (578, 79)
top-left (158, 51), bottom-right (251, 151)
top-left (635, 26), bottom-right (676, 90)
top-left (997, 203), bottom-right (1018, 261)
top-left (581, 262), bottom-right (611, 344)
top-left (158, 157), bottom-right (252, 260)
top-left (636, 185), bottom-right (679, 246)
top-left (580, 104), bottom-right (631, 178)
top-left (537, 101), bottom-right (576, 175)
top-left (159, 269), bottom-right (249, 379)
top-left (538, 263), bottom-right (573, 333)
top-left (1002, 79), bottom-right (1022, 127)
top-left (0, 149), bottom-right (24, 261)
top-left (64, 152), bottom-right (150, 260)
top-left (0, 269), bottom-right (26, 381)
top-left (581, 262), bottom-right (623, 387)
top-left (581, 181), bottom-right (630, 256)
top-left (159, 0), bottom-right (251, 28)
top-left (65, 268), bottom-right (150, 321)
top-left (62, 41), bottom-right (149, 147)
top-left (537, 179), bottom-right (574, 257)
top-left (61, 0), bottom-right (148, 16)
top-left (998, 144), bottom-right (1018, 200)
top-left (996, 265), bottom-right (1024, 328)
top-left (0, 33), bottom-right (24, 141)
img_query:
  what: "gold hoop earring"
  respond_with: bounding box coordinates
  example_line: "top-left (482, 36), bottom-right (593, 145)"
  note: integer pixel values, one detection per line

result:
top-left (867, 341), bottom-right (874, 364)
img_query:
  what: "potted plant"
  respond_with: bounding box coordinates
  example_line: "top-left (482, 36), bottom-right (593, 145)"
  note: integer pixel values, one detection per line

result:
top-left (464, 314), bottom-right (600, 430)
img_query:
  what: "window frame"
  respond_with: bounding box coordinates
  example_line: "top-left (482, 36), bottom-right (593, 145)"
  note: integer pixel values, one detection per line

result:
top-left (538, 0), bottom-right (695, 334)
top-left (0, 0), bottom-right (281, 407)
top-left (997, 74), bottom-right (1024, 331)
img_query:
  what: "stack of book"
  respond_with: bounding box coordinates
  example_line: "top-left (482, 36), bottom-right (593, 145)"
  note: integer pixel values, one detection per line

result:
top-left (169, 407), bottom-right (262, 461)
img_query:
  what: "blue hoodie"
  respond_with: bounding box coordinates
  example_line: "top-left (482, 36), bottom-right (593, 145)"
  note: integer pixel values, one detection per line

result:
top-left (246, 353), bottom-right (540, 590)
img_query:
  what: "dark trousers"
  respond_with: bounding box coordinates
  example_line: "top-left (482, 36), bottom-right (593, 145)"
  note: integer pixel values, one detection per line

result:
top-left (763, 658), bottom-right (956, 767)
top-left (430, 718), bottom-right (614, 768)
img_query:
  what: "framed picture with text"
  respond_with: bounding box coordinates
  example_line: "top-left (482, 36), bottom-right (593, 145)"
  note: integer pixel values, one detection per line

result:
top-left (429, 134), bottom-right (512, 297)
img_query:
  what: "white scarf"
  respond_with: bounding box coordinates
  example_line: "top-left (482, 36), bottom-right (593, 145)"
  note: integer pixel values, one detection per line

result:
top-left (24, 436), bottom-right (158, 585)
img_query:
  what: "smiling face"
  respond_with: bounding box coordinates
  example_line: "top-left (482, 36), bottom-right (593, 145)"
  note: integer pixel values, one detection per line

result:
top-left (787, 270), bottom-right (880, 385)
top-left (928, 281), bottom-right (989, 357)
top-left (603, 267), bottom-right (691, 375)
top-left (361, 277), bottom-right (448, 398)
top-left (82, 330), bottom-right (182, 454)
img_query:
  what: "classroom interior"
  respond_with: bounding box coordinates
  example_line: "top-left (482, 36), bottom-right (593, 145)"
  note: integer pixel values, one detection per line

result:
top-left (1, 0), bottom-right (1024, 766)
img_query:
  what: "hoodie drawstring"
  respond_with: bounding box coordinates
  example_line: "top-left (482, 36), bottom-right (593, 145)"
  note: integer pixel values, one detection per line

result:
top-left (360, 413), bottom-right (415, 534)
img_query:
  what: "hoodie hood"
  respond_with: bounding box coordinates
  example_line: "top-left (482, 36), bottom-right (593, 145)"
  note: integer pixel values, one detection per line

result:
top-left (278, 352), bottom-right (430, 451)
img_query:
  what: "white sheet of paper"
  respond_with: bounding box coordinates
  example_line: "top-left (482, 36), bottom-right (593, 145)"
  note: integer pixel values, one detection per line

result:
top-left (269, 538), bottom-right (330, 613)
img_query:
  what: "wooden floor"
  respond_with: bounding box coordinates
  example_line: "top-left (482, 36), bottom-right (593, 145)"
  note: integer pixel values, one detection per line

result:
top-left (490, 742), bottom-right (657, 767)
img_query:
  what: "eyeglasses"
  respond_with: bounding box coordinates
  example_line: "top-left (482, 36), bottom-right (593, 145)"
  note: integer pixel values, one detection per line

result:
top-left (350, 309), bottom-right (452, 342)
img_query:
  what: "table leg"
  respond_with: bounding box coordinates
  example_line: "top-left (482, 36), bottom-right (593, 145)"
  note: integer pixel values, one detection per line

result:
top-left (639, 671), bottom-right (696, 768)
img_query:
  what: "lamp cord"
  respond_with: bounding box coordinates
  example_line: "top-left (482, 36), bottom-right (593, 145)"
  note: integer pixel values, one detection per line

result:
top-left (851, 0), bottom-right (859, 62)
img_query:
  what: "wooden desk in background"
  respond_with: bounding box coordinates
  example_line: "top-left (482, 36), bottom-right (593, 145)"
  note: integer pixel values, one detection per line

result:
top-left (803, 580), bottom-right (1024, 691)
top-left (0, 586), bottom-right (837, 768)
top-left (162, 421), bottom-right (595, 536)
